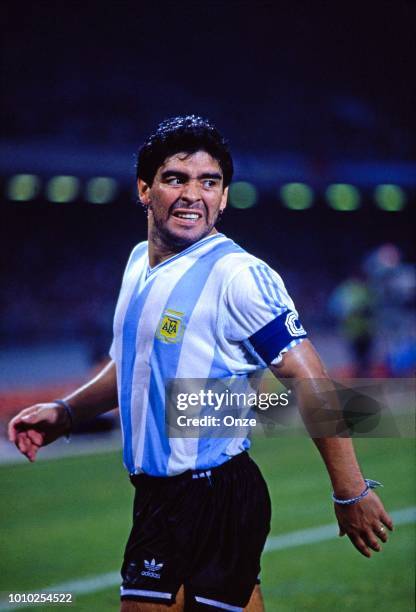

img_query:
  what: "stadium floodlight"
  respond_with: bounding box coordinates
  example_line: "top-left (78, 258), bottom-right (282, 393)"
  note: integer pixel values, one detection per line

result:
top-left (7, 174), bottom-right (40, 201)
top-left (46, 176), bottom-right (79, 203)
top-left (228, 181), bottom-right (258, 209)
top-left (280, 183), bottom-right (314, 210)
top-left (326, 183), bottom-right (360, 211)
top-left (374, 184), bottom-right (406, 211)
top-left (86, 177), bottom-right (118, 204)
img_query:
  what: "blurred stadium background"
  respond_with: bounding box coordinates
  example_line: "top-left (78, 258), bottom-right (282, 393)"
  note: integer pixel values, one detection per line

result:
top-left (0, 1), bottom-right (415, 610)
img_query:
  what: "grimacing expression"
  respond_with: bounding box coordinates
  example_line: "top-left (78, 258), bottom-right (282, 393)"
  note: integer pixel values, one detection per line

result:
top-left (138, 151), bottom-right (228, 249)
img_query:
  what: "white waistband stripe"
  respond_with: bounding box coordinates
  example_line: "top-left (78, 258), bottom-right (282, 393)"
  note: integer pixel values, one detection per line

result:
top-left (195, 595), bottom-right (243, 611)
top-left (120, 588), bottom-right (172, 599)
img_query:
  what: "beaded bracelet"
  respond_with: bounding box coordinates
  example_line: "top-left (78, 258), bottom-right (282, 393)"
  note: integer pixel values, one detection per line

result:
top-left (332, 479), bottom-right (383, 505)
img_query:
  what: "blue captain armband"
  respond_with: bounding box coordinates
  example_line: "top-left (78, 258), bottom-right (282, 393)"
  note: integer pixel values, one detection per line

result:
top-left (249, 310), bottom-right (307, 364)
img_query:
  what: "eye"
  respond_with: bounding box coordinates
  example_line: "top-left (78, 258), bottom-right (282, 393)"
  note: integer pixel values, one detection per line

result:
top-left (202, 179), bottom-right (217, 188)
top-left (166, 176), bottom-right (184, 185)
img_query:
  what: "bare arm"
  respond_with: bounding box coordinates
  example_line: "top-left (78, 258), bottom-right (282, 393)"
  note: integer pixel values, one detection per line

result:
top-left (270, 340), bottom-right (393, 557)
top-left (8, 360), bottom-right (118, 462)
top-left (61, 359), bottom-right (118, 423)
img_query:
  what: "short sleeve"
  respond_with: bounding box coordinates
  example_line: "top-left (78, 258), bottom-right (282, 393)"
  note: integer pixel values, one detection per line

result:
top-left (223, 262), bottom-right (307, 364)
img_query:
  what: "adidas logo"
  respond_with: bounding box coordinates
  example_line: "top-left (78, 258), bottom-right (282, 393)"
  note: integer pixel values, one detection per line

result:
top-left (140, 558), bottom-right (164, 579)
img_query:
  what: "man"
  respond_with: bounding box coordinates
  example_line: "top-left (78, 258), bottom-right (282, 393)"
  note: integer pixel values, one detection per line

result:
top-left (8, 116), bottom-right (393, 612)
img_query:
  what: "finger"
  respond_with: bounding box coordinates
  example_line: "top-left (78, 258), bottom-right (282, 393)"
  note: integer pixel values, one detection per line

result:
top-left (21, 443), bottom-right (37, 462)
top-left (26, 447), bottom-right (38, 462)
top-left (379, 531), bottom-right (387, 543)
top-left (365, 532), bottom-right (382, 552)
top-left (26, 433), bottom-right (42, 461)
top-left (349, 533), bottom-right (371, 558)
top-left (8, 408), bottom-right (39, 441)
top-left (374, 525), bottom-right (388, 543)
top-left (16, 438), bottom-right (32, 461)
top-left (27, 430), bottom-right (44, 447)
top-left (380, 511), bottom-right (394, 531)
top-left (16, 432), bottom-right (37, 460)
top-left (8, 413), bottom-right (30, 441)
top-left (16, 432), bottom-right (29, 454)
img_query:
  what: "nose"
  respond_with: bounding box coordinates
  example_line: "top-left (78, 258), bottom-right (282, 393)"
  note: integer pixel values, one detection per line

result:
top-left (180, 180), bottom-right (201, 203)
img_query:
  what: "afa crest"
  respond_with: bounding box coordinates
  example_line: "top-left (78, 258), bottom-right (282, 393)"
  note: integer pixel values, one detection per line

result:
top-left (156, 309), bottom-right (186, 344)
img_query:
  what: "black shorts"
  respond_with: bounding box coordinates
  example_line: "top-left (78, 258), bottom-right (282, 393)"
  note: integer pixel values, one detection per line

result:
top-left (120, 452), bottom-right (271, 610)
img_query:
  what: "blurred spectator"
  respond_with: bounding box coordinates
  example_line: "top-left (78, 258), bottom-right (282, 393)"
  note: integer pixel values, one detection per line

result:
top-left (364, 244), bottom-right (416, 376)
top-left (329, 275), bottom-right (375, 377)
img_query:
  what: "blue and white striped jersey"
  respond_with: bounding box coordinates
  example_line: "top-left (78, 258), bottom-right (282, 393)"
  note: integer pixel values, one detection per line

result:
top-left (110, 232), bottom-right (307, 476)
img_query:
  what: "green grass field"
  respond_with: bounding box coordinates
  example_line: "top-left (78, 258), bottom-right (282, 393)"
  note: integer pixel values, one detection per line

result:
top-left (0, 436), bottom-right (414, 611)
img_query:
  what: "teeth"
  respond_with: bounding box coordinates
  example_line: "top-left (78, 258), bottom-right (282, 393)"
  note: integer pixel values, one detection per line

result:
top-left (176, 213), bottom-right (199, 219)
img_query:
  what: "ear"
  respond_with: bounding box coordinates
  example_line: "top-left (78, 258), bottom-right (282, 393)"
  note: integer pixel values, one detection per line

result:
top-left (220, 186), bottom-right (228, 212)
top-left (138, 178), bottom-right (151, 206)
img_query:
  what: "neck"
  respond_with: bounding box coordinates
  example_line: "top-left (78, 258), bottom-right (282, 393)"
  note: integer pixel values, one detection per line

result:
top-left (147, 224), bottom-right (218, 268)
top-left (147, 228), bottom-right (179, 268)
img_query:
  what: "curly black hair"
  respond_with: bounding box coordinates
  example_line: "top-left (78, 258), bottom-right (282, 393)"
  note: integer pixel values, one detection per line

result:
top-left (136, 115), bottom-right (233, 187)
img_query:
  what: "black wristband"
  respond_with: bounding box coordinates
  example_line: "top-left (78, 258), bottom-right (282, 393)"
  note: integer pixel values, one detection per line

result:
top-left (53, 399), bottom-right (74, 434)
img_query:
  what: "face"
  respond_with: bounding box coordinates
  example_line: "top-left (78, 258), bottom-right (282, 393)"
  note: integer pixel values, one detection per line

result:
top-left (138, 150), bottom-right (228, 250)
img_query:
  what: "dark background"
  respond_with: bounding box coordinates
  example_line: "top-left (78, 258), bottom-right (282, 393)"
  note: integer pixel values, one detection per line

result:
top-left (1, 0), bottom-right (415, 370)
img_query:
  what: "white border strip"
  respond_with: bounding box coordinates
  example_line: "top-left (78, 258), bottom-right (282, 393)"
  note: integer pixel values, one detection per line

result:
top-left (264, 506), bottom-right (416, 551)
top-left (120, 588), bottom-right (172, 599)
top-left (1, 506), bottom-right (414, 611)
top-left (195, 595), bottom-right (242, 611)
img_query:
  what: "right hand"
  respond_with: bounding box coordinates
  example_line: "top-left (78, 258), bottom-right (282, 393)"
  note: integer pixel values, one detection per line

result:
top-left (7, 403), bottom-right (71, 462)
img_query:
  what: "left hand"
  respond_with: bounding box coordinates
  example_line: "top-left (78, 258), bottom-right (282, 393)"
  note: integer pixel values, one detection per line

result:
top-left (335, 491), bottom-right (393, 557)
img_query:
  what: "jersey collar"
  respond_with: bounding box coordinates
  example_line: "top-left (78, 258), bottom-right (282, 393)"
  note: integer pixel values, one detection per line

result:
top-left (145, 233), bottom-right (225, 279)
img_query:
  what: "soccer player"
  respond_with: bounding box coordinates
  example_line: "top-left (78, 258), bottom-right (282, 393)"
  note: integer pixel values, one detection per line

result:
top-left (8, 116), bottom-right (393, 612)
